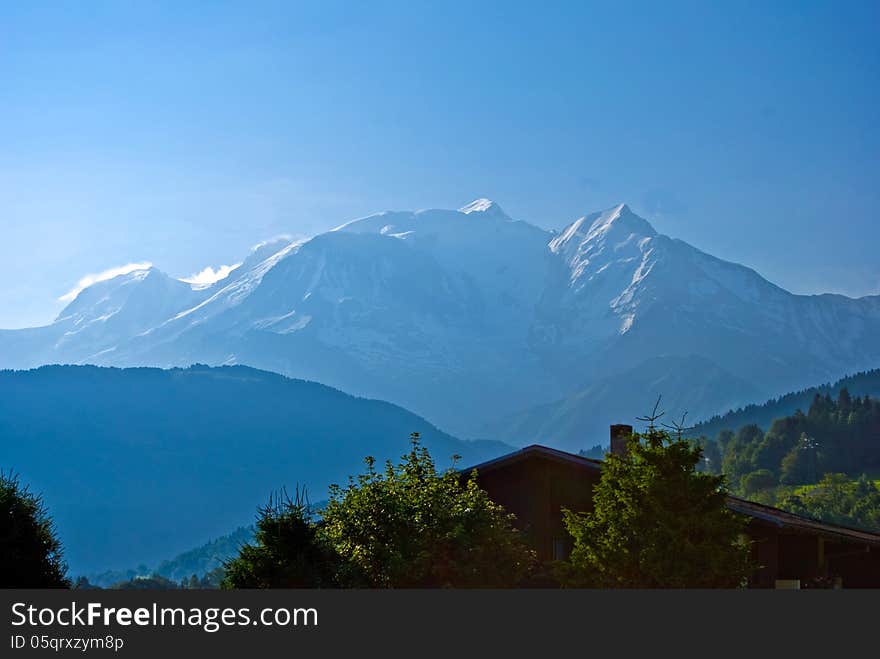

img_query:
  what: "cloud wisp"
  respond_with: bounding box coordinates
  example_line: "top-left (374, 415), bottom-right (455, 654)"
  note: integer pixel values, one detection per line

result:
top-left (59, 262), bottom-right (153, 303)
top-left (180, 264), bottom-right (241, 286)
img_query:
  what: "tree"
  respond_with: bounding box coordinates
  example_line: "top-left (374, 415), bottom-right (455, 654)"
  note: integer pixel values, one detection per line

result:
top-left (560, 428), bottom-right (752, 588)
top-left (698, 437), bottom-right (722, 474)
top-left (0, 472), bottom-right (69, 588)
top-left (780, 433), bottom-right (820, 485)
top-left (222, 488), bottom-right (340, 588)
top-left (720, 424), bottom-right (764, 489)
top-left (741, 469), bottom-right (777, 496)
top-left (321, 433), bottom-right (535, 587)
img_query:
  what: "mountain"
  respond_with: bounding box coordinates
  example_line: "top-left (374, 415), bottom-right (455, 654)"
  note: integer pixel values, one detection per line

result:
top-left (692, 368), bottom-right (880, 440)
top-left (0, 364), bottom-right (508, 574)
top-left (2, 200), bottom-right (878, 442)
top-left (487, 355), bottom-right (766, 450)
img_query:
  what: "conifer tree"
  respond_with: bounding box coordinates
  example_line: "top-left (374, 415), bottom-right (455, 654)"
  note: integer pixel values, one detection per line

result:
top-left (0, 472), bottom-right (69, 588)
top-left (561, 428), bottom-right (752, 588)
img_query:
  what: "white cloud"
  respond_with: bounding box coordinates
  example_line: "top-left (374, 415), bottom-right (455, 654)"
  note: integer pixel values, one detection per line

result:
top-left (180, 263), bottom-right (241, 286)
top-left (59, 262), bottom-right (153, 303)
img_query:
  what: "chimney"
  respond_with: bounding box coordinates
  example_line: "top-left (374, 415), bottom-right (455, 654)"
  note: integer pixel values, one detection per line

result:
top-left (610, 424), bottom-right (634, 457)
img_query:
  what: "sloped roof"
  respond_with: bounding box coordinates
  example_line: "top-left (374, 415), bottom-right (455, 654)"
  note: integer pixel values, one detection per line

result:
top-left (461, 443), bottom-right (603, 474)
top-left (726, 496), bottom-right (880, 547)
top-left (464, 444), bottom-right (880, 548)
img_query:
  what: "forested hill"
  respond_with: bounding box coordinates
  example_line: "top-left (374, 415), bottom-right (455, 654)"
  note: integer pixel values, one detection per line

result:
top-left (0, 364), bottom-right (508, 574)
top-left (698, 388), bottom-right (880, 533)
top-left (692, 368), bottom-right (880, 440)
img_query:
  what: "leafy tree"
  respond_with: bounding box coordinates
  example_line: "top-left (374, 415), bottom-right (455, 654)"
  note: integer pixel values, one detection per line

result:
top-left (720, 424), bottom-right (764, 489)
top-left (560, 428), bottom-right (752, 588)
top-left (780, 433), bottom-right (821, 485)
top-left (321, 433), bottom-right (535, 587)
top-left (751, 431), bottom-right (793, 473)
top-left (715, 429), bottom-right (735, 452)
top-left (740, 469), bottom-right (777, 496)
top-left (222, 489), bottom-right (339, 588)
top-left (0, 472), bottom-right (69, 588)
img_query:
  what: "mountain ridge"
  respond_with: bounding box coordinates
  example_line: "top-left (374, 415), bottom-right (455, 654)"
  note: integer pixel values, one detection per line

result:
top-left (2, 201), bottom-right (878, 441)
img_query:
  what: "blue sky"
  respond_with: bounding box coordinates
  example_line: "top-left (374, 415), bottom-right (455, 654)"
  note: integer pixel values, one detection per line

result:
top-left (1, 0), bottom-right (878, 328)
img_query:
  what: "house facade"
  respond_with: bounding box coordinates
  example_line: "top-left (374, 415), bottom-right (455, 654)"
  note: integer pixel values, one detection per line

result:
top-left (463, 427), bottom-right (880, 588)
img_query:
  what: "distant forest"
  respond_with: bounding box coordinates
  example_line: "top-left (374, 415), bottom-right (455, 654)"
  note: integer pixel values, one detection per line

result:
top-left (692, 377), bottom-right (880, 533)
top-left (86, 526), bottom-right (255, 589)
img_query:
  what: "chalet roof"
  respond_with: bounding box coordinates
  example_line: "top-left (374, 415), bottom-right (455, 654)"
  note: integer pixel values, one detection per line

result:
top-left (463, 444), bottom-right (880, 549)
top-left (726, 496), bottom-right (880, 547)
top-left (462, 443), bottom-right (603, 474)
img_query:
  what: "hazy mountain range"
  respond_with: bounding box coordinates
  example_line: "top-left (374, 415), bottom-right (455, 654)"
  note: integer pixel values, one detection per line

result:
top-left (2, 200), bottom-right (879, 449)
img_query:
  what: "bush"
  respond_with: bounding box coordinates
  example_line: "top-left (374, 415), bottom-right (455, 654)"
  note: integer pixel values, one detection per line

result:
top-left (321, 433), bottom-right (536, 587)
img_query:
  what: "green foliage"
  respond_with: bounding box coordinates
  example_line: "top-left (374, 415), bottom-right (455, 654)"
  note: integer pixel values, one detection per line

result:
top-left (0, 472), bottom-right (69, 588)
top-left (720, 424), bottom-right (764, 488)
top-left (740, 469), bottom-right (778, 495)
top-left (560, 428), bottom-right (752, 588)
top-left (321, 433), bottom-right (535, 587)
top-left (777, 474), bottom-right (880, 532)
top-left (695, 385), bottom-right (880, 532)
top-left (779, 433), bottom-right (820, 485)
top-left (222, 489), bottom-right (339, 589)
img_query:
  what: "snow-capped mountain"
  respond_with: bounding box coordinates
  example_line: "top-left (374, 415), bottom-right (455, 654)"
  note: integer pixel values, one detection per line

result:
top-left (2, 200), bottom-right (878, 446)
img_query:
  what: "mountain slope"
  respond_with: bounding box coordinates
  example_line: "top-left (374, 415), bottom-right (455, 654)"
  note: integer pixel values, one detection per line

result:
top-left (486, 354), bottom-right (766, 451)
top-left (0, 364), bottom-right (508, 574)
top-left (1, 200), bottom-right (878, 442)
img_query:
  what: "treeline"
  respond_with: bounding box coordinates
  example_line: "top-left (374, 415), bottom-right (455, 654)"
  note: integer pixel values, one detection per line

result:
top-left (693, 368), bottom-right (880, 440)
top-left (701, 388), bottom-right (880, 484)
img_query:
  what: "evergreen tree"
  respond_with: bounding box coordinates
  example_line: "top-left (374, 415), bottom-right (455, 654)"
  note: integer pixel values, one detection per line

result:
top-left (560, 428), bottom-right (752, 588)
top-left (222, 488), bottom-right (339, 589)
top-left (0, 472), bottom-right (69, 588)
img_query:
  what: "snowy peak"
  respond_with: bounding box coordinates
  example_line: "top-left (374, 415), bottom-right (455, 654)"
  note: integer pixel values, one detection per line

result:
top-left (57, 266), bottom-right (160, 319)
top-left (587, 203), bottom-right (655, 237)
top-left (551, 203), bottom-right (656, 252)
top-left (459, 198), bottom-right (507, 217)
top-left (547, 203), bottom-right (661, 303)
